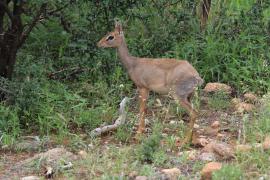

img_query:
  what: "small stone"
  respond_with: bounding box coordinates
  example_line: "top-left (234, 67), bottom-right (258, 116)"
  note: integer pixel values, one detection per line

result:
top-left (78, 150), bottom-right (87, 159)
top-left (244, 93), bottom-right (258, 103)
top-left (145, 118), bottom-right (150, 125)
top-left (194, 124), bottom-right (200, 129)
top-left (169, 120), bottom-right (177, 125)
top-left (198, 152), bottom-right (216, 161)
top-left (163, 128), bottom-right (170, 133)
top-left (204, 83), bottom-right (232, 94)
top-left (192, 137), bottom-right (209, 147)
top-left (201, 162), bottom-right (222, 180)
top-left (211, 121), bottom-right (220, 129)
top-left (231, 98), bottom-right (242, 105)
top-left (162, 133), bottom-right (168, 137)
top-left (183, 150), bottom-right (197, 160)
top-left (161, 168), bottom-right (181, 180)
top-left (21, 176), bottom-right (40, 180)
top-left (44, 166), bottom-right (54, 179)
top-left (217, 133), bottom-right (225, 138)
top-left (155, 98), bottom-right (163, 107)
top-left (235, 102), bottom-right (255, 113)
top-left (203, 141), bottom-right (234, 159)
top-left (129, 171), bottom-right (138, 178)
top-left (204, 127), bottom-right (219, 137)
top-left (135, 176), bottom-right (148, 180)
top-left (254, 143), bottom-right (263, 149)
top-left (263, 136), bottom-right (270, 150)
top-left (88, 143), bottom-right (94, 149)
top-left (235, 144), bottom-right (252, 152)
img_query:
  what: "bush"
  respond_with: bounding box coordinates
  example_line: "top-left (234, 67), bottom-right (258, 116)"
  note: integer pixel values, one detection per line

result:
top-left (0, 105), bottom-right (20, 145)
top-left (212, 164), bottom-right (243, 180)
top-left (136, 124), bottom-right (162, 162)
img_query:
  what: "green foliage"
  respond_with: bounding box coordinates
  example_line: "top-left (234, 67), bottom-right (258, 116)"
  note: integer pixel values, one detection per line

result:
top-left (245, 92), bottom-right (270, 142)
top-left (0, 105), bottom-right (20, 145)
top-left (0, 0), bottom-right (269, 144)
top-left (115, 124), bottom-right (133, 143)
top-left (207, 91), bottom-right (231, 110)
top-left (136, 124), bottom-right (162, 162)
top-left (212, 164), bottom-right (243, 180)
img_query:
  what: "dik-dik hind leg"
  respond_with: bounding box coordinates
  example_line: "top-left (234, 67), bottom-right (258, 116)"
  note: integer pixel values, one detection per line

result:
top-left (179, 97), bottom-right (198, 144)
top-left (137, 88), bottom-right (149, 134)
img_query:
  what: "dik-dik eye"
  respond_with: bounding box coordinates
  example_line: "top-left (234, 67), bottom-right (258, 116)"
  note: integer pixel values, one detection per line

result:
top-left (106, 35), bottom-right (114, 41)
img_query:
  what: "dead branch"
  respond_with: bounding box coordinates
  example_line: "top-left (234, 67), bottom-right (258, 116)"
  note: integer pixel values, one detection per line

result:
top-left (90, 97), bottom-right (130, 137)
top-left (48, 67), bottom-right (89, 80)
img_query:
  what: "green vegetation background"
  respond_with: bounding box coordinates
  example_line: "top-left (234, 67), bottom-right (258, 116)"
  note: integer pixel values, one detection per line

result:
top-left (0, 0), bottom-right (269, 144)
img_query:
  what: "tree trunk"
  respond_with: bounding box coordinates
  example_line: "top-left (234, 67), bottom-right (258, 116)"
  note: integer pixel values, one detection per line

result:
top-left (0, 0), bottom-right (23, 79)
top-left (200, 0), bottom-right (211, 29)
top-left (0, 35), bottom-right (19, 79)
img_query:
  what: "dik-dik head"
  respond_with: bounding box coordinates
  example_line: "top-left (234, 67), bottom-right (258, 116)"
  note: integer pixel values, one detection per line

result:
top-left (97, 20), bottom-right (124, 48)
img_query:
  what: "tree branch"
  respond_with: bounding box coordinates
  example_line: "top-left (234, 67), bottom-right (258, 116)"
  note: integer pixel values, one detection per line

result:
top-left (0, 1), bottom-right (13, 20)
top-left (18, 3), bottom-right (47, 48)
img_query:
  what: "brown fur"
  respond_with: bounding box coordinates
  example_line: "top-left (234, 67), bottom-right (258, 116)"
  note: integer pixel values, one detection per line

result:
top-left (97, 21), bottom-right (203, 143)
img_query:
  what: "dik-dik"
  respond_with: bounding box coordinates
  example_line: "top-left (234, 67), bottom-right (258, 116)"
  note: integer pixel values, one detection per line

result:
top-left (97, 20), bottom-right (203, 143)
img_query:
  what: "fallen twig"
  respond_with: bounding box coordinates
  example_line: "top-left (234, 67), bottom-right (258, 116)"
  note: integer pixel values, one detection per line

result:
top-left (90, 97), bottom-right (129, 137)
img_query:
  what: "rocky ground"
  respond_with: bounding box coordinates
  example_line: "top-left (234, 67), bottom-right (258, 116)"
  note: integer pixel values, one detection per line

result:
top-left (0, 83), bottom-right (269, 180)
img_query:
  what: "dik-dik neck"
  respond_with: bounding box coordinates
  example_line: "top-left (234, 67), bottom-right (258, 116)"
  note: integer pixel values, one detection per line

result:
top-left (117, 39), bottom-right (136, 70)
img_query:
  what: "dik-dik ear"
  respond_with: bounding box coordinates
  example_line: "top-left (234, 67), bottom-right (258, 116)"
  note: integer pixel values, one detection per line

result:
top-left (114, 19), bottom-right (123, 35)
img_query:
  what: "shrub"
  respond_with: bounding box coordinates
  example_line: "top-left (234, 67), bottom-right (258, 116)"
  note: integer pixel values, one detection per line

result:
top-left (212, 164), bottom-right (243, 180)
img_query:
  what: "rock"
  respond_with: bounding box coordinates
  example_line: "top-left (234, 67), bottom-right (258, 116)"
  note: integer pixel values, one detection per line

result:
top-left (14, 136), bottom-right (42, 152)
top-left (204, 83), bottom-right (232, 94)
top-left (235, 144), bottom-right (252, 152)
top-left (192, 133), bottom-right (209, 147)
top-left (145, 118), bottom-right (150, 125)
top-left (211, 142), bottom-right (234, 159)
top-left (244, 92), bottom-right (258, 103)
top-left (135, 176), bottom-right (148, 180)
top-left (21, 176), bottom-right (40, 180)
top-left (211, 121), bottom-right (220, 129)
top-left (163, 128), bottom-right (170, 133)
top-left (129, 171), bottom-right (138, 178)
top-left (44, 166), bottom-right (54, 179)
top-left (194, 123), bottom-right (200, 129)
top-left (198, 152), bottom-right (216, 162)
top-left (235, 102), bottom-right (255, 113)
top-left (78, 150), bottom-right (88, 159)
top-left (162, 133), bottom-right (168, 137)
top-left (169, 120), bottom-right (177, 125)
top-left (231, 98), bottom-right (241, 105)
top-left (201, 162), bottom-right (222, 180)
top-left (217, 133), bottom-right (225, 138)
top-left (10, 148), bottom-right (77, 177)
top-left (263, 136), bottom-right (270, 150)
top-left (155, 98), bottom-right (163, 107)
top-left (203, 141), bottom-right (234, 159)
top-left (204, 127), bottom-right (219, 137)
top-left (180, 150), bottom-right (197, 160)
top-left (161, 168), bottom-right (181, 180)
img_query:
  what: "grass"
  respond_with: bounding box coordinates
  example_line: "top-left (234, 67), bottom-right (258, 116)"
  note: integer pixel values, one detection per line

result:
top-left (61, 92), bottom-right (270, 179)
top-left (1, 90), bottom-right (270, 179)
top-left (207, 91), bottom-right (231, 110)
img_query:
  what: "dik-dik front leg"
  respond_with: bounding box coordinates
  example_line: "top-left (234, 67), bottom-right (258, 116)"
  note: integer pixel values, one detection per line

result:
top-left (137, 88), bottom-right (149, 134)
